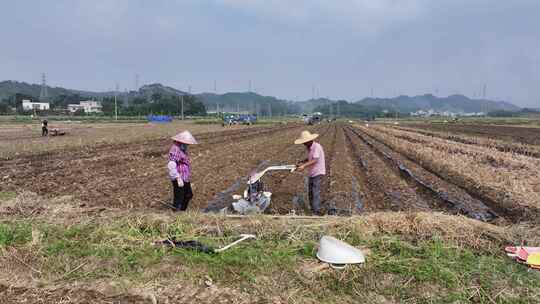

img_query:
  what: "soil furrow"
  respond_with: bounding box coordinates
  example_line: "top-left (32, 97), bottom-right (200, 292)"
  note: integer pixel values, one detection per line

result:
top-left (343, 127), bottom-right (432, 212)
top-left (349, 126), bottom-right (498, 222)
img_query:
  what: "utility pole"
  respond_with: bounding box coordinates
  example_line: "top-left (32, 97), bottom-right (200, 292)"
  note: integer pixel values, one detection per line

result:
top-left (114, 83), bottom-right (119, 121)
top-left (268, 103), bottom-right (272, 118)
top-left (181, 95), bottom-right (184, 120)
top-left (124, 89), bottom-right (128, 106)
top-left (483, 84), bottom-right (487, 116)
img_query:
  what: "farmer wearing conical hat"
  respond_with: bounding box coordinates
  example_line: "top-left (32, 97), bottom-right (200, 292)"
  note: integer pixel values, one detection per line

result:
top-left (168, 130), bottom-right (198, 211)
top-left (295, 130), bottom-right (326, 215)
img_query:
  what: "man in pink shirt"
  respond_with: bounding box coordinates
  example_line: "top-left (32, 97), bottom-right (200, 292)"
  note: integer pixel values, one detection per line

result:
top-left (295, 130), bottom-right (326, 215)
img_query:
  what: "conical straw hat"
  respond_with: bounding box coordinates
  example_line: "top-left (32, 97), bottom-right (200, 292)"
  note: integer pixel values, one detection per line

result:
top-left (171, 130), bottom-right (198, 145)
top-left (294, 130), bottom-right (319, 145)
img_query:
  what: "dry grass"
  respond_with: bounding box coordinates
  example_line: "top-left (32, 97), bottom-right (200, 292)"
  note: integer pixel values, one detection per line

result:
top-left (395, 125), bottom-right (540, 157)
top-left (1, 210), bottom-right (539, 303)
top-left (358, 124), bottom-right (540, 216)
top-left (1, 192), bottom-right (539, 303)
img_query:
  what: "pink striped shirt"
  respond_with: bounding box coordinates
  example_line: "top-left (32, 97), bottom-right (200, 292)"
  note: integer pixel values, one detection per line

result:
top-left (168, 144), bottom-right (192, 182)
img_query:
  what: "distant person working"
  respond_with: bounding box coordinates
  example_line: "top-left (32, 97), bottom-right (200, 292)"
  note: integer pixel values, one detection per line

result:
top-left (41, 119), bottom-right (48, 136)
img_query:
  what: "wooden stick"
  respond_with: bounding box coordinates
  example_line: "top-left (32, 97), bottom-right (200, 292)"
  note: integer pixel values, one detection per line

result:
top-left (55, 261), bottom-right (89, 282)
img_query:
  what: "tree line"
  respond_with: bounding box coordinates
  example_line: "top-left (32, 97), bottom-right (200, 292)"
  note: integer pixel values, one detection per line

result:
top-left (0, 92), bottom-right (207, 116)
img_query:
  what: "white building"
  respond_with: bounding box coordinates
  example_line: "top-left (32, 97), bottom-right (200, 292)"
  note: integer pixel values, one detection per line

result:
top-left (68, 100), bottom-right (102, 113)
top-left (22, 99), bottom-right (50, 111)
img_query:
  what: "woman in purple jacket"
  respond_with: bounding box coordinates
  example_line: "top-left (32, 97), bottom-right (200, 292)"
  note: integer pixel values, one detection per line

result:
top-left (167, 130), bottom-right (198, 211)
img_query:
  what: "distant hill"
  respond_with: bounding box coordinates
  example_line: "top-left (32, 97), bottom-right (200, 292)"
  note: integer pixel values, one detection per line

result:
top-left (0, 80), bottom-right (74, 100)
top-left (356, 94), bottom-right (520, 113)
top-left (0, 80), bottom-right (113, 101)
top-left (0, 81), bottom-right (193, 103)
top-left (294, 98), bottom-right (338, 113)
top-left (137, 83), bottom-right (187, 99)
top-left (0, 80), bottom-right (522, 116)
top-left (0, 81), bottom-right (206, 115)
top-left (197, 94), bottom-right (346, 115)
top-left (196, 92), bottom-right (300, 115)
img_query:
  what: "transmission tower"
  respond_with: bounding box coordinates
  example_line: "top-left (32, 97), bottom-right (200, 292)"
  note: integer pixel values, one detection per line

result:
top-left (39, 73), bottom-right (49, 101)
top-left (124, 89), bottom-right (129, 106)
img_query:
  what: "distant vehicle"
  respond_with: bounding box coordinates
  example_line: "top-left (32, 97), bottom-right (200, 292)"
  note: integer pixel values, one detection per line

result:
top-left (307, 112), bottom-right (322, 125)
top-left (223, 114), bottom-right (257, 126)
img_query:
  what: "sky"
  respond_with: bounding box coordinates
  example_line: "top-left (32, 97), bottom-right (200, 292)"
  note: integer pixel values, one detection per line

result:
top-left (0, 0), bottom-right (539, 107)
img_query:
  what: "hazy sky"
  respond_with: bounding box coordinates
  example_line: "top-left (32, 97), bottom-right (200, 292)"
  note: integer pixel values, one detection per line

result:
top-left (1, 0), bottom-right (539, 107)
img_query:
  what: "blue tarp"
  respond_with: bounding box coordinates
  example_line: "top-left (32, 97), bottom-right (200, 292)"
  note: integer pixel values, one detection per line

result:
top-left (147, 115), bottom-right (172, 123)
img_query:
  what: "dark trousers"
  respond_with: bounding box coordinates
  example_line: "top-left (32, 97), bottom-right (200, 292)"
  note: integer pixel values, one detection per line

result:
top-left (308, 175), bottom-right (323, 215)
top-left (171, 181), bottom-right (193, 211)
top-left (42, 127), bottom-right (48, 136)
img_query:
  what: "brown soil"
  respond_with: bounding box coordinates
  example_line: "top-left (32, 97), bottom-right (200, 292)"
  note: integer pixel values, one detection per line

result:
top-left (0, 124), bottom-right (303, 211)
top-left (1, 122), bottom-right (535, 222)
